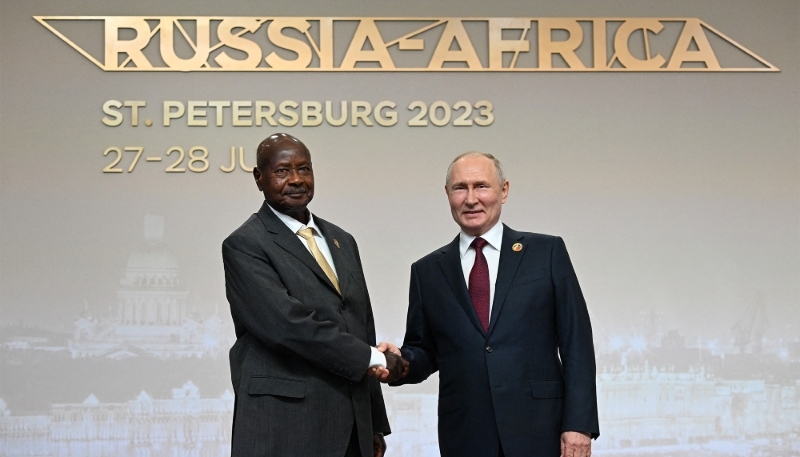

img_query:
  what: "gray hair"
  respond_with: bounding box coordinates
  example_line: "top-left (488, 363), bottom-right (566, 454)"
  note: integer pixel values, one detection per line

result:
top-left (445, 151), bottom-right (506, 187)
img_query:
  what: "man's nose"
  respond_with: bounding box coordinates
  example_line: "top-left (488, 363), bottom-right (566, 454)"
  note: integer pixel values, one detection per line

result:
top-left (287, 169), bottom-right (303, 184)
top-left (464, 188), bottom-right (478, 205)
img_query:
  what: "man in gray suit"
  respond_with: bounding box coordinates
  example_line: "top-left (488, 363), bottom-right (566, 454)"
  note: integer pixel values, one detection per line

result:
top-left (223, 133), bottom-right (407, 457)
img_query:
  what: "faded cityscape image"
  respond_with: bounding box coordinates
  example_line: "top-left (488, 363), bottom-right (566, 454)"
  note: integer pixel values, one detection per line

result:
top-left (1, 216), bottom-right (797, 457)
top-left (2, 0), bottom-right (796, 455)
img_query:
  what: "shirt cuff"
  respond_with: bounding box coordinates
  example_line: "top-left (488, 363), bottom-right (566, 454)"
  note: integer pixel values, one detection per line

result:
top-left (369, 347), bottom-right (387, 368)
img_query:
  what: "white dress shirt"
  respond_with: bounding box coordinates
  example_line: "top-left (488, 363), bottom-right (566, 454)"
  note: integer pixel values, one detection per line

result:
top-left (268, 204), bottom-right (386, 369)
top-left (459, 220), bottom-right (504, 324)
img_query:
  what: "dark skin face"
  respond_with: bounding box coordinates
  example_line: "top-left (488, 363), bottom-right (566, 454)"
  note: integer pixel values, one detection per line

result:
top-left (253, 134), bottom-right (314, 224)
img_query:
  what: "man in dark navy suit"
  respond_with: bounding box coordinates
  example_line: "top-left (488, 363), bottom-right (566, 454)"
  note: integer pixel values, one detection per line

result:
top-left (381, 152), bottom-right (599, 457)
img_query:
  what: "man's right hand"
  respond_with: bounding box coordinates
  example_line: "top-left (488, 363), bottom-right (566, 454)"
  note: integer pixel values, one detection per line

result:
top-left (381, 351), bottom-right (409, 382)
top-left (366, 345), bottom-right (409, 383)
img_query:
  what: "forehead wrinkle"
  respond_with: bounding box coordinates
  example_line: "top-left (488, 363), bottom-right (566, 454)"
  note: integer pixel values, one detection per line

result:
top-left (267, 149), bottom-right (310, 167)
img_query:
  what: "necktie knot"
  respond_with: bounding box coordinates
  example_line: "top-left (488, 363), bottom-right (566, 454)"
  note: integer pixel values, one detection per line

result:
top-left (471, 237), bottom-right (488, 251)
top-left (297, 227), bottom-right (314, 240)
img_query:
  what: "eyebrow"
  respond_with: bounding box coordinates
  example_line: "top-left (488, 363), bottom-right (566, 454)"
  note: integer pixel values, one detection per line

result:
top-left (271, 160), bottom-right (309, 168)
top-left (450, 179), bottom-right (490, 188)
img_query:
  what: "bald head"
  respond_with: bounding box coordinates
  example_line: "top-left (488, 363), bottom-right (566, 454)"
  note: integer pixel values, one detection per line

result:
top-left (256, 133), bottom-right (309, 170)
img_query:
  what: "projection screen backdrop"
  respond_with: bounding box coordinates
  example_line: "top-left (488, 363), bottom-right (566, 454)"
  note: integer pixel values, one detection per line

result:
top-left (1, 1), bottom-right (798, 456)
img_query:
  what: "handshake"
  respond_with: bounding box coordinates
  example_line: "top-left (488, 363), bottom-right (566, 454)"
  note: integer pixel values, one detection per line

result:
top-left (366, 342), bottom-right (408, 383)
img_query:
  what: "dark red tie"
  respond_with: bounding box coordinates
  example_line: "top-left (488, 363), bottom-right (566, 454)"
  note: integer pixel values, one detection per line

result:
top-left (469, 237), bottom-right (490, 332)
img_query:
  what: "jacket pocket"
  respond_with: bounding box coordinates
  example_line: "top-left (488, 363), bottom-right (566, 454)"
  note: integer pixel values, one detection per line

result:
top-left (438, 391), bottom-right (463, 416)
top-left (530, 380), bottom-right (565, 399)
top-left (248, 376), bottom-right (306, 398)
top-left (512, 268), bottom-right (546, 286)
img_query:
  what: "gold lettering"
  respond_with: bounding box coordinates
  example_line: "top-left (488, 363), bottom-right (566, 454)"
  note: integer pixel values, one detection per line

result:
top-left (159, 18), bottom-right (211, 70)
top-left (302, 101), bottom-right (323, 126)
top-left (187, 101), bottom-right (207, 126)
top-left (538, 19), bottom-right (585, 69)
top-left (265, 19), bottom-right (313, 70)
top-left (279, 101), bottom-right (299, 126)
top-left (256, 102), bottom-right (277, 126)
top-left (351, 101), bottom-right (373, 126)
top-left (374, 101), bottom-right (398, 126)
top-left (215, 18), bottom-right (263, 69)
top-left (325, 101), bottom-right (347, 127)
top-left (667, 19), bottom-right (721, 70)
top-left (104, 18), bottom-right (153, 70)
top-left (612, 19), bottom-right (666, 70)
top-left (592, 19), bottom-right (607, 70)
top-left (317, 19), bottom-right (334, 70)
top-left (33, 16), bottom-right (775, 72)
top-left (429, 20), bottom-right (482, 69)
top-left (163, 101), bottom-right (185, 126)
top-left (124, 100), bottom-right (145, 126)
top-left (239, 147), bottom-right (255, 172)
top-left (488, 19), bottom-right (531, 69)
top-left (340, 20), bottom-right (395, 69)
top-left (102, 100), bottom-right (123, 127)
top-left (208, 101), bottom-right (231, 126)
top-left (221, 147), bottom-right (236, 173)
top-left (232, 101), bottom-right (253, 126)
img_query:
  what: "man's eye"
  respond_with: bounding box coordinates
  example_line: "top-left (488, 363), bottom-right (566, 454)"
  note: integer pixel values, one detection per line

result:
top-left (274, 169), bottom-right (288, 176)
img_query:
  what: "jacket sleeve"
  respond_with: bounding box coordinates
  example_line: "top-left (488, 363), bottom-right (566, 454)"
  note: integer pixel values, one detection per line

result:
top-left (393, 261), bottom-right (438, 386)
top-left (223, 235), bottom-right (371, 382)
top-left (552, 236), bottom-right (600, 438)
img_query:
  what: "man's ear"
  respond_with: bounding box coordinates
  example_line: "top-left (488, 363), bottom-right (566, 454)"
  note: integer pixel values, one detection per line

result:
top-left (253, 167), bottom-right (263, 191)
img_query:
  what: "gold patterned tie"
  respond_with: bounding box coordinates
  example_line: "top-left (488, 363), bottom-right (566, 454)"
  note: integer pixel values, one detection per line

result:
top-left (297, 228), bottom-right (340, 294)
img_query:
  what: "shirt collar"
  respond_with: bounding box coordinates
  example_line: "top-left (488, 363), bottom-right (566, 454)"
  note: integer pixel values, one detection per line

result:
top-left (459, 220), bottom-right (504, 258)
top-left (268, 204), bottom-right (321, 236)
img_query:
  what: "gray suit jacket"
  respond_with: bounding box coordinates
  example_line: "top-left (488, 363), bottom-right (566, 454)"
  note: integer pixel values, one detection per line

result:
top-left (223, 202), bottom-right (390, 457)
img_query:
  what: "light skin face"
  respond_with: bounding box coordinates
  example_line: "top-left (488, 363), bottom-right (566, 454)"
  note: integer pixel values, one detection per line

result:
top-left (253, 135), bottom-right (314, 224)
top-left (445, 155), bottom-right (509, 237)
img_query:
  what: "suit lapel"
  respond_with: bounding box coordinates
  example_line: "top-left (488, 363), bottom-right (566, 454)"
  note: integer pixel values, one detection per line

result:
top-left (315, 218), bottom-right (349, 297)
top-left (437, 235), bottom-right (486, 336)
top-left (256, 203), bottom-right (341, 296)
top-left (487, 225), bottom-right (525, 336)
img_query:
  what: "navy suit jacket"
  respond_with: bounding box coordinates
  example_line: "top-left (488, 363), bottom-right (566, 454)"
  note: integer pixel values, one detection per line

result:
top-left (395, 225), bottom-right (599, 457)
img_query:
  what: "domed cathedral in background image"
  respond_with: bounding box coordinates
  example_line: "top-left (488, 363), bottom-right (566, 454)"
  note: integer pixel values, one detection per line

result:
top-left (70, 215), bottom-right (232, 360)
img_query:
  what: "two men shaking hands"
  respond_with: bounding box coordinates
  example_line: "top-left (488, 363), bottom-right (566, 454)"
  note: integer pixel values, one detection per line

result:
top-left (223, 133), bottom-right (598, 457)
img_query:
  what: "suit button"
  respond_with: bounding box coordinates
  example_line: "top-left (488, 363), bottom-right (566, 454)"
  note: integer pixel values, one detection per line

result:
top-left (486, 346), bottom-right (493, 353)
top-left (340, 302), bottom-right (346, 310)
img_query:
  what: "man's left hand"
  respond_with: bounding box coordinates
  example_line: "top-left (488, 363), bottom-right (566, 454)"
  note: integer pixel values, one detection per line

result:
top-left (373, 434), bottom-right (386, 457)
top-left (560, 431), bottom-right (591, 457)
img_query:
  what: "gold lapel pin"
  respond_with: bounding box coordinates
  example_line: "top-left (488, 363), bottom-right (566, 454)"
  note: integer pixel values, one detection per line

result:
top-left (512, 242), bottom-right (523, 252)
top-left (333, 239), bottom-right (340, 249)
